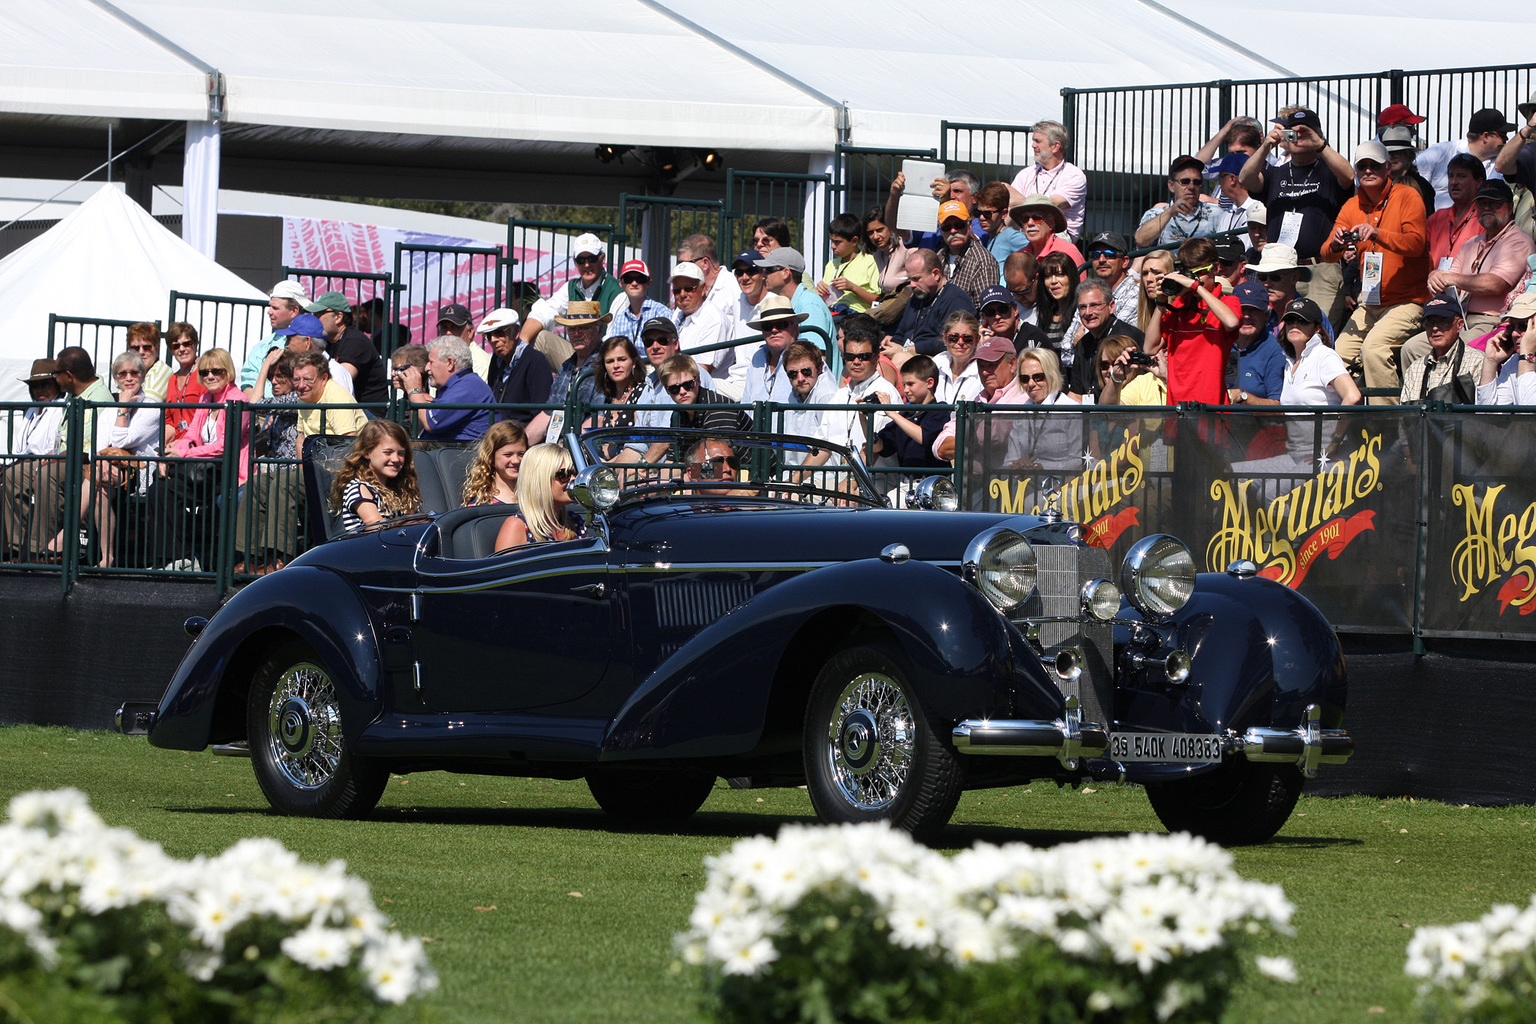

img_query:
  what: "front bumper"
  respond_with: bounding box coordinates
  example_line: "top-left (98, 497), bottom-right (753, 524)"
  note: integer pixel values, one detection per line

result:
top-left (953, 703), bottom-right (1353, 778)
top-left (1239, 704), bottom-right (1354, 777)
top-left (952, 697), bottom-right (1108, 767)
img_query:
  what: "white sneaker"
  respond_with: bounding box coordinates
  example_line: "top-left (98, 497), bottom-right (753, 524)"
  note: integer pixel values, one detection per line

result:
top-left (163, 558), bottom-right (202, 572)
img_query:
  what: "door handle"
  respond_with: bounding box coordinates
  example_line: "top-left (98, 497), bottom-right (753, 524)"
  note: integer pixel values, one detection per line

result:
top-left (572, 582), bottom-right (607, 599)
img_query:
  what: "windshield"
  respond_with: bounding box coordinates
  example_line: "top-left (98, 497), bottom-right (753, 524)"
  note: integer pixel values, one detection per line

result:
top-left (575, 428), bottom-right (884, 508)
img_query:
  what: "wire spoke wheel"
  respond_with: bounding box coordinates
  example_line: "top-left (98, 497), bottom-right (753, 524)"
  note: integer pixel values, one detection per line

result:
top-left (265, 661), bottom-right (343, 790)
top-left (804, 643), bottom-right (963, 840)
top-left (247, 640), bottom-right (387, 818)
top-left (825, 672), bottom-right (915, 811)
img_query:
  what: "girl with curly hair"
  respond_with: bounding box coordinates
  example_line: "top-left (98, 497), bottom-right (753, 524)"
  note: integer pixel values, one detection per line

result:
top-left (461, 420), bottom-right (528, 507)
top-left (329, 419), bottom-right (421, 531)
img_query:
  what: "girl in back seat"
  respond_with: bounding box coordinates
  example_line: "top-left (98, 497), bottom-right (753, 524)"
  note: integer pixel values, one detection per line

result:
top-left (461, 420), bottom-right (528, 507)
top-left (329, 420), bottom-right (421, 532)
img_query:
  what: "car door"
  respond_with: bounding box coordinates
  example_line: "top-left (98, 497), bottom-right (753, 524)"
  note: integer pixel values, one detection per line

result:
top-left (411, 532), bottom-right (615, 713)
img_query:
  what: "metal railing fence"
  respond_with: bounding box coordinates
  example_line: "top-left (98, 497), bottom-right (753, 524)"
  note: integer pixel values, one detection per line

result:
top-left (46, 315), bottom-right (157, 374)
top-left (167, 291), bottom-right (270, 371)
top-left (1063, 63), bottom-right (1536, 241)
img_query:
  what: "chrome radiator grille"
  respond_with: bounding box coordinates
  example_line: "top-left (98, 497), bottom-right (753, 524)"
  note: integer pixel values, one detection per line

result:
top-left (1020, 544), bottom-right (1115, 726)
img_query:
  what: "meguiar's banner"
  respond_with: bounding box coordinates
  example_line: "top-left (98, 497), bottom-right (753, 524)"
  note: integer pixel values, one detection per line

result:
top-left (961, 405), bottom-right (1433, 634)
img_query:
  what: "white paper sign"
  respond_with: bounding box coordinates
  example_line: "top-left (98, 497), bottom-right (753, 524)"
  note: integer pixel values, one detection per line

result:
top-left (895, 159), bottom-right (946, 232)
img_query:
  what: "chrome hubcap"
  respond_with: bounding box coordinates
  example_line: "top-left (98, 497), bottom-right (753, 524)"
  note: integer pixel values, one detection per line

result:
top-left (826, 672), bottom-right (914, 811)
top-left (266, 662), bottom-right (341, 790)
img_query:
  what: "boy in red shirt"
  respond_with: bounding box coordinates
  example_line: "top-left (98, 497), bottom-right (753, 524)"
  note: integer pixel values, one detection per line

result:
top-left (1144, 237), bottom-right (1241, 404)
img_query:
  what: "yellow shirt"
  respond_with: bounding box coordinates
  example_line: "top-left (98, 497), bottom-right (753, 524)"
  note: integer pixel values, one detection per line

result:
top-left (297, 378), bottom-right (368, 438)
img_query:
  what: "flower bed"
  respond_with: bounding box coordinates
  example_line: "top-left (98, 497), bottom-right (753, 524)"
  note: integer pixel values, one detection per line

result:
top-left (0, 788), bottom-right (436, 1022)
top-left (1407, 896), bottom-right (1536, 1022)
top-left (676, 822), bottom-right (1297, 1024)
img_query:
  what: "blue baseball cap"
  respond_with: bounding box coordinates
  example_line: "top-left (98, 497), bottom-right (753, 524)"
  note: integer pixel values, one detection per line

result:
top-left (275, 313), bottom-right (326, 339)
top-left (1233, 280), bottom-right (1269, 311)
top-left (1211, 153), bottom-right (1248, 177)
top-left (730, 250), bottom-right (760, 269)
top-left (977, 284), bottom-right (1016, 312)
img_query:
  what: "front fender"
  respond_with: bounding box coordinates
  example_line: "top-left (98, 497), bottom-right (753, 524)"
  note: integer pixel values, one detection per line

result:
top-left (1119, 572), bottom-right (1347, 781)
top-left (603, 558), bottom-right (1063, 759)
top-left (147, 567), bottom-right (384, 751)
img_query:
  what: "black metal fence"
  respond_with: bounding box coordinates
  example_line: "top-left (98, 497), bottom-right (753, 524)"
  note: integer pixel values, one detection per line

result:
top-left (1063, 62), bottom-right (1536, 241)
top-left (166, 291), bottom-right (269, 370)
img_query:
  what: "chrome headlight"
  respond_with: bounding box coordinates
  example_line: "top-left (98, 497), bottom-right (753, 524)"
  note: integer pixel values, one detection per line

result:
top-left (569, 465), bottom-right (620, 511)
top-left (963, 527), bottom-right (1037, 614)
top-left (907, 476), bottom-right (958, 511)
top-left (1081, 578), bottom-right (1122, 621)
top-left (1121, 534), bottom-right (1196, 621)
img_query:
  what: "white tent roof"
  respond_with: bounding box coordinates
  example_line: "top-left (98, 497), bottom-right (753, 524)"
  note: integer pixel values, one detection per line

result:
top-left (0, 184), bottom-right (264, 404)
top-left (7, 1), bottom-right (1533, 157)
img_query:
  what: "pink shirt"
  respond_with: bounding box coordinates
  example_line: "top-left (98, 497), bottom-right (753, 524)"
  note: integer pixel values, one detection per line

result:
top-left (1451, 223), bottom-right (1536, 316)
top-left (931, 378), bottom-right (1025, 461)
top-left (1026, 233), bottom-right (1086, 269)
top-left (1010, 161), bottom-right (1088, 237)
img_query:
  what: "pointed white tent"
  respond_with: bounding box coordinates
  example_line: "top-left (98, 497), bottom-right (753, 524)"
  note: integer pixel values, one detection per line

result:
top-left (0, 184), bottom-right (264, 405)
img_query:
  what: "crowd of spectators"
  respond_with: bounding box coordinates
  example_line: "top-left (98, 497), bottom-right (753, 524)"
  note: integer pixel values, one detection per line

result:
top-left (7, 94), bottom-right (1536, 570)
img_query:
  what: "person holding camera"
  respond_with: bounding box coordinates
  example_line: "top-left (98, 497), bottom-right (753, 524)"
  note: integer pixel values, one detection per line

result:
top-left (1238, 107), bottom-right (1358, 328)
top-left (1323, 141), bottom-right (1432, 405)
top-left (1095, 335), bottom-right (1164, 407)
top-left (1399, 296), bottom-right (1482, 405)
top-left (1143, 237), bottom-right (1241, 405)
top-left (1474, 293), bottom-right (1536, 405)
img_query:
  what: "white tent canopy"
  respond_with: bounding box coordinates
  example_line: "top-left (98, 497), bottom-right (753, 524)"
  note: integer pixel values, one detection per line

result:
top-left (0, 184), bottom-right (264, 405)
top-left (4, 2), bottom-right (1534, 154)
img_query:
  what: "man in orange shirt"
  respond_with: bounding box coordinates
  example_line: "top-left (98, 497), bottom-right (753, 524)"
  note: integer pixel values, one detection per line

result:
top-left (1323, 141), bottom-right (1430, 405)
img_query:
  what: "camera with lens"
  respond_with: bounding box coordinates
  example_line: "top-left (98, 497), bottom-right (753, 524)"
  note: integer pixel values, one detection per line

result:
top-left (1127, 350), bottom-right (1154, 367)
top-left (1339, 228), bottom-right (1360, 245)
top-left (1280, 129), bottom-right (1299, 143)
top-left (860, 393), bottom-right (884, 405)
top-left (1160, 277), bottom-right (1187, 298)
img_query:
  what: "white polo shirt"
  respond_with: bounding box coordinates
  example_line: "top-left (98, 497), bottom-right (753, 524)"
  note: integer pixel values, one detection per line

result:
top-left (933, 353), bottom-right (983, 404)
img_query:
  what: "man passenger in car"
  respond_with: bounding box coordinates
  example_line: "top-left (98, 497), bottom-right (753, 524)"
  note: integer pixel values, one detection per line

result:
top-left (683, 437), bottom-right (754, 497)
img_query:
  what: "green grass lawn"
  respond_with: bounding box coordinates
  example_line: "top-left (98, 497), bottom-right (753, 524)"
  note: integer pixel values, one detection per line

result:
top-left (4, 724), bottom-right (1533, 1023)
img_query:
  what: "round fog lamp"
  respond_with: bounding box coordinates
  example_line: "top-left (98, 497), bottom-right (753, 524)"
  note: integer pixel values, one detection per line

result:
top-left (1081, 578), bottom-right (1121, 621)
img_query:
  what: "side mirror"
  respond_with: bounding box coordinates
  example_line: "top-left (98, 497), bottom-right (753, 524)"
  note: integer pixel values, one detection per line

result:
top-left (568, 465), bottom-right (620, 512)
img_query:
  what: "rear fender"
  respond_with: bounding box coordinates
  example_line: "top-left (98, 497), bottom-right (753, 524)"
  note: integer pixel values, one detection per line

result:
top-left (602, 558), bottom-right (1063, 760)
top-left (148, 567), bottom-right (384, 751)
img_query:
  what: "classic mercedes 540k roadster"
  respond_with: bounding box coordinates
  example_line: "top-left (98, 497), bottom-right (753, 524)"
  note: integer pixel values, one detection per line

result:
top-left (120, 428), bottom-right (1352, 842)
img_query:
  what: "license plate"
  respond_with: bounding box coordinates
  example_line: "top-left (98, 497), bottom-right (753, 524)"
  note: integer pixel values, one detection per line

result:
top-left (1108, 732), bottom-right (1224, 764)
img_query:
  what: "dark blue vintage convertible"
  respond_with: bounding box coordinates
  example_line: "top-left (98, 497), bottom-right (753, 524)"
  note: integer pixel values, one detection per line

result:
top-left (121, 427), bottom-right (1352, 842)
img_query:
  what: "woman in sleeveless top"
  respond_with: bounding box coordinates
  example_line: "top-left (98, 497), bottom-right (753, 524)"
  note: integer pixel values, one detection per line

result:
top-left (494, 443), bottom-right (582, 550)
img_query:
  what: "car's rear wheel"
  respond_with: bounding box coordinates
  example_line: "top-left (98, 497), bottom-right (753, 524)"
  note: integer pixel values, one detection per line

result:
top-left (1144, 759), bottom-right (1304, 845)
top-left (247, 640), bottom-right (387, 818)
top-left (803, 643), bottom-right (963, 841)
top-left (586, 769), bottom-right (716, 825)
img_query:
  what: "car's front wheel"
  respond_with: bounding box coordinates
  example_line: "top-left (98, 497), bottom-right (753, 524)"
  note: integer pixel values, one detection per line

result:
top-left (803, 643), bottom-right (963, 841)
top-left (586, 769), bottom-right (716, 825)
top-left (247, 640), bottom-right (387, 818)
top-left (1144, 759), bottom-right (1304, 845)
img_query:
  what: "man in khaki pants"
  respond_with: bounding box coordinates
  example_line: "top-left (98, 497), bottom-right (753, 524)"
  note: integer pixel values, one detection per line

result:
top-left (1322, 141), bottom-right (1431, 405)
